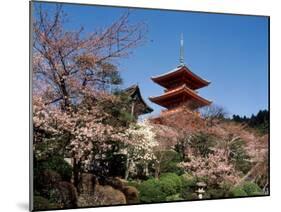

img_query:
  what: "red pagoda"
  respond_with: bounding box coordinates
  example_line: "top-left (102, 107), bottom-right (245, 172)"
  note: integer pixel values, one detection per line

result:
top-left (149, 34), bottom-right (212, 113)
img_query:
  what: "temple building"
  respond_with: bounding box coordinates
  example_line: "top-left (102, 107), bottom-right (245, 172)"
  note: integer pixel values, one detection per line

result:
top-left (149, 34), bottom-right (212, 114)
top-left (123, 84), bottom-right (153, 118)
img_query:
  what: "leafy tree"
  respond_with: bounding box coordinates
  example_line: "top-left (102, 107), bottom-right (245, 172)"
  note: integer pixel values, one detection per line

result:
top-left (232, 110), bottom-right (269, 134)
top-left (154, 150), bottom-right (184, 176)
top-left (229, 139), bottom-right (252, 174)
top-left (188, 133), bottom-right (216, 158)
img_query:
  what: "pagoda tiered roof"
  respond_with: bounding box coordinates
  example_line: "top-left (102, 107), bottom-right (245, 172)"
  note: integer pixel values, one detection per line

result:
top-left (149, 84), bottom-right (212, 109)
top-left (151, 65), bottom-right (210, 90)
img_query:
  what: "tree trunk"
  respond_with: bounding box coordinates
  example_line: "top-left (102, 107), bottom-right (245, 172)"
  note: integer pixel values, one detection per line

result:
top-left (73, 158), bottom-right (81, 190)
top-left (144, 163), bottom-right (148, 176)
top-left (125, 157), bottom-right (130, 180)
top-left (154, 161), bottom-right (160, 179)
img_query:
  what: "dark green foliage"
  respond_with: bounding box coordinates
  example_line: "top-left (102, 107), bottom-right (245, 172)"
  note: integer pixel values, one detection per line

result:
top-left (174, 135), bottom-right (190, 161)
top-left (98, 92), bottom-right (135, 127)
top-left (229, 182), bottom-right (263, 197)
top-left (242, 182), bottom-right (263, 195)
top-left (189, 133), bottom-right (216, 157)
top-left (229, 139), bottom-right (252, 174)
top-left (93, 62), bottom-right (123, 90)
top-left (139, 173), bottom-right (183, 203)
top-left (204, 182), bottom-right (231, 199)
top-left (175, 133), bottom-right (216, 161)
top-left (165, 165), bottom-right (185, 176)
top-left (107, 154), bottom-right (127, 177)
top-left (34, 133), bottom-right (71, 161)
top-left (229, 187), bottom-right (248, 197)
top-left (232, 110), bottom-right (269, 135)
top-left (91, 143), bottom-right (128, 182)
top-left (250, 191), bottom-right (265, 196)
top-left (139, 178), bottom-right (166, 202)
top-left (35, 155), bottom-right (73, 182)
top-left (155, 150), bottom-right (185, 175)
top-left (180, 173), bottom-right (197, 200)
top-left (159, 173), bottom-right (183, 195)
top-left (180, 173), bottom-right (196, 189)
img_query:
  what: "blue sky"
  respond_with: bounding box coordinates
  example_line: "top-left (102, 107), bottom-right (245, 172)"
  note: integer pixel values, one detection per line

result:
top-left (33, 2), bottom-right (269, 118)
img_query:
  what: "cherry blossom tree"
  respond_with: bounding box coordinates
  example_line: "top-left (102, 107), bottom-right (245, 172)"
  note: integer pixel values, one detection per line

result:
top-left (119, 121), bottom-right (158, 179)
top-left (32, 4), bottom-right (146, 110)
top-left (33, 92), bottom-right (129, 185)
top-left (179, 149), bottom-right (241, 187)
top-left (32, 4), bottom-right (148, 186)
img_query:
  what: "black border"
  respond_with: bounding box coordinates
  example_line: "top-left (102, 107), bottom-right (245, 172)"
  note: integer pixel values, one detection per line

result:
top-left (29, 1), bottom-right (270, 211)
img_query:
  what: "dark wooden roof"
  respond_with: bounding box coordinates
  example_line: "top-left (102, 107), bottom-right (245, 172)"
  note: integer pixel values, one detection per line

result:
top-left (124, 84), bottom-right (153, 115)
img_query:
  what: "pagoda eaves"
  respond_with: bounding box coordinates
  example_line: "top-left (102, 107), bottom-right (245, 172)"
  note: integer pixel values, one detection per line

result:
top-left (151, 65), bottom-right (210, 90)
top-left (149, 84), bottom-right (212, 109)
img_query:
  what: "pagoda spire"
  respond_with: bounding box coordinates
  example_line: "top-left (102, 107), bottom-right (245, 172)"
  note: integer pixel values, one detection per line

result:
top-left (179, 33), bottom-right (184, 66)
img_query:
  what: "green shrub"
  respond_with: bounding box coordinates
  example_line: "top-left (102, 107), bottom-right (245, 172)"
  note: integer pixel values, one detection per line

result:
top-left (229, 139), bottom-right (252, 174)
top-left (139, 179), bottom-right (166, 202)
top-left (166, 194), bottom-right (184, 201)
top-left (242, 182), bottom-right (263, 195)
top-left (229, 187), bottom-right (248, 197)
top-left (164, 162), bottom-right (185, 175)
top-left (229, 182), bottom-right (263, 197)
top-left (179, 173), bottom-right (197, 200)
top-left (250, 191), bottom-right (264, 196)
top-left (180, 173), bottom-right (196, 188)
top-left (139, 173), bottom-right (183, 203)
top-left (160, 173), bottom-right (183, 194)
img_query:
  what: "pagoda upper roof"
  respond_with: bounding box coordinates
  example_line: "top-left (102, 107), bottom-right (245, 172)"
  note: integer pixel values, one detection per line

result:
top-left (151, 65), bottom-right (210, 90)
top-left (123, 84), bottom-right (153, 114)
top-left (149, 84), bottom-right (212, 109)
